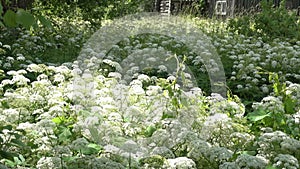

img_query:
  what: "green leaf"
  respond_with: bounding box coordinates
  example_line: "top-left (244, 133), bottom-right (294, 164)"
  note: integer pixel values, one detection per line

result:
top-left (0, 150), bottom-right (17, 161)
top-left (87, 143), bottom-right (102, 151)
top-left (0, 21), bottom-right (4, 27)
top-left (0, 125), bottom-right (13, 131)
top-left (16, 9), bottom-right (35, 29)
top-left (37, 15), bottom-right (53, 29)
top-left (81, 146), bottom-right (99, 155)
top-left (3, 10), bottom-right (17, 27)
top-left (58, 128), bottom-right (72, 142)
top-left (284, 96), bottom-right (296, 114)
top-left (247, 109), bottom-right (270, 122)
top-left (241, 151), bottom-right (256, 156)
top-left (11, 139), bottom-right (26, 147)
top-left (266, 165), bottom-right (277, 169)
top-left (3, 159), bottom-right (15, 167)
top-left (144, 125), bottom-right (156, 137)
top-left (52, 117), bottom-right (63, 124)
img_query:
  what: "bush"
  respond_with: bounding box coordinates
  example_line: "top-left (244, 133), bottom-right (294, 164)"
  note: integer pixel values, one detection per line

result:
top-left (228, 0), bottom-right (300, 41)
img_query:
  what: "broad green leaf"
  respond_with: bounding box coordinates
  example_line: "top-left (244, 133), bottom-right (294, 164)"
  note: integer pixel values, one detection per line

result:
top-left (247, 109), bottom-right (270, 122)
top-left (3, 10), bottom-right (17, 27)
top-left (37, 15), bottom-right (53, 29)
top-left (16, 9), bottom-right (35, 29)
top-left (0, 21), bottom-right (4, 27)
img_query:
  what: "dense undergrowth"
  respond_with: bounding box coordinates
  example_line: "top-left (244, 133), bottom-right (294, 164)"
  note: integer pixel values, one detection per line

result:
top-left (0, 0), bottom-right (300, 168)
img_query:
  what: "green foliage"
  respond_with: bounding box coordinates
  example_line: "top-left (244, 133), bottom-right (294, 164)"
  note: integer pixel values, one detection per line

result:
top-left (1, 8), bottom-right (52, 29)
top-left (139, 155), bottom-right (165, 168)
top-left (227, 15), bottom-right (255, 36)
top-left (254, 0), bottom-right (300, 40)
top-left (247, 72), bottom-right (298, 138)
top-left (3, 10), bottom-right (17, 27)
top-left (0, 125), bottom-right (26, 166)
top-left (34, 0), bottom-right (146, 26)
top-left (228, 0), bottom-right (300, 40)
top-left (15, 9), bottom-right (36, 29)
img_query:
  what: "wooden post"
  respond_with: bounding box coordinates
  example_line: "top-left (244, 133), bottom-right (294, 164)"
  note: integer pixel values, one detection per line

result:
top-left (231, 0), bottom-right (235, 17)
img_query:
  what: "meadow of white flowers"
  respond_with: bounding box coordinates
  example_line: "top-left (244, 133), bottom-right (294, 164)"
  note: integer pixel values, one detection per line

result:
top-left (0, 14), bottom-right (299, 169)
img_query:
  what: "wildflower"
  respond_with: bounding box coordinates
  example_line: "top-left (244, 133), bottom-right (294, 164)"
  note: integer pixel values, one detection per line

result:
top-left (235, 154), bottom-right (268, 169)
top-left (108, 72), bottom-right (122, 80)
top-left (36, 157), bottom-right (62, 169)
top-left (138, 74), bottom-right (150, 82)
top-left (27, 64), bottom-right (44, 73)
top-left (16, 54), bottom-right (26, 61)
top-left (3, 45), bottom-right (11, 50)
top-left (165, 157), bottom-right (196, 169)
top-left (272, 154), bottom-right (299, 169)
top-left (53, 73), bottom-right (65, 83)
top-left (71, 137), bottom-right (89, 152)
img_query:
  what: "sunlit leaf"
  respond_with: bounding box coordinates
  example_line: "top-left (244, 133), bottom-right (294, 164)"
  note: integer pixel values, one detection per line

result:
top-left (52, 117), bottom-right (63, 124)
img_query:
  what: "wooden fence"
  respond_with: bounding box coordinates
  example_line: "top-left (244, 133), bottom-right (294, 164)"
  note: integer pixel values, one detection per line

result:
top-left (154, 0), bottom-right (300, 16)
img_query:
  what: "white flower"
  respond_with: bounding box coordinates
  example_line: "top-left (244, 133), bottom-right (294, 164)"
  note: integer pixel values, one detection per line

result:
top-left (53, 73), bottom-right (65, 83)
top-left (146, 86), bottom-right (162, 96)
top-left (3, 62), bottom-right (11, 68)
top-left (167, 75), bottom-right (176, 82)
top-left (108, 72), bottom-right (122, 80)
top-left (3, 45), bottom-right (11, 50)
top-left (165, 157), bottom-right (196, 169)
top-left (158, 65), bottom-right (168, 72)
top-left (272, 154), bottom-right (299, 169)
top-left (16, 54), bottom-right (25, 61)
top-left (207, 147), bottom-right (233, 162)
top-left (3, 108), bottom-right (19, 123)
top-left (27, 64), bottom-right (44, 73)
top-left (17, 122), bottom-right (35, 130)
top-left (36, 157), bottom-right (62, 169)
top-left (271, 60), bottom-right (277, 68)
top-left (137, 74), bottom-right (150, 82)
top-left (235, 154), bottom-right (268, 169)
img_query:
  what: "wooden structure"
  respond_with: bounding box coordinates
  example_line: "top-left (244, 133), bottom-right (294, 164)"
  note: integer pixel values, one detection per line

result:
top-left (154, 0), bottom-right (300, 17)
top-left (154, 0), bottom-right (198, 15)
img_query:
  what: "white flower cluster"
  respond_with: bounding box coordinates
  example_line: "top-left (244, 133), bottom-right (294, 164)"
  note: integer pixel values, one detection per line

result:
top-left (256, 130), bottom-right (300, 160)
top-left (272, 154), bottom-right (299, 169)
